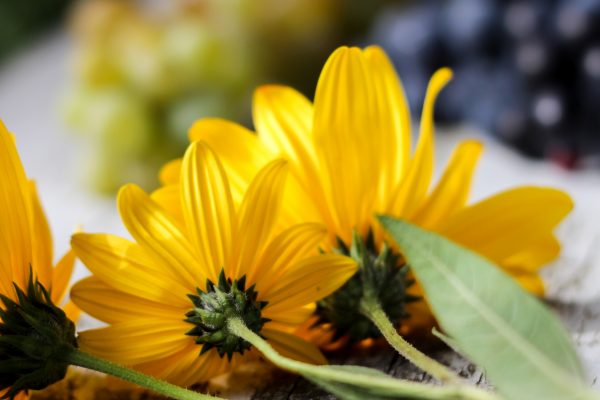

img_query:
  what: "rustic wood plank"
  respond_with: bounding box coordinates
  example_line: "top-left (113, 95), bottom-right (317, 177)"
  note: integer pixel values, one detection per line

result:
top-left (250, 300), bottom-right (600, 398)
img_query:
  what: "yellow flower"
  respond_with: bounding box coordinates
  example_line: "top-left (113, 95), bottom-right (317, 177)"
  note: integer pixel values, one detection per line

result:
top-left (0, 121), bottom-right (77, 399)
top-left (70, 141), bottom-right (357, 386)
top-left (157, 46), bottom-right (572, 335)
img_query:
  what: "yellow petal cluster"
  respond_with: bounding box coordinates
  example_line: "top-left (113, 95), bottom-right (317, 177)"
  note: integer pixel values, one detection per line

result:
top-left (160, 46), bottom-right (572, 298)
top-left (71, 141), bottom-right (357, 386)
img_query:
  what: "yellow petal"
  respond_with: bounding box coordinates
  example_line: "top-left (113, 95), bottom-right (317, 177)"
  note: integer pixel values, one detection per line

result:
top-left (62, 300), bottom-right (81, 323)
top-left (253, 85), bottom-right (315, 165)
top-left (229, 160), bottom-right (288, 279)
top-left (189, 118), bottom-right (321, 230)
top-left (159, 158), bottom-right (182, 186)
top-left (118, 184), bottom-right (206, 290)
top-left (390, 68), bottom-right (453, 218)
top-left (71, 276), bottom-right (185, 324)
top-left (413, 140), bottom-right (483, 229)
top-left (134, 343), bottom-right (229, 386)
top-left (439, 187), bottom-right (573, 264)
top-left (312, 46), bottom-right (378, 236)
top-left (263, 328), bottom-right (327, 365)
top-left (181, 142), bottom-right (235, 283)
top-left (28, 180), bottom-right (53, 288)
top-left (502, 234), bottom-right (560, 272)
top-left (189, 118), bottom-right (272, 203)
top-left (78, 319), bottom-right (191, 365)
top-left (71, 233), bottom-right (191, 307)
top-left (0, 121), bottom-right (33, 291)
top-left (50, 250), bottom-right (75, 305)
top-left (1, 389), bottom-right (27, 400)
top-left (363, 45), bottom-right (412, 198)
top-left (253, 86), bottom-right (332, 227)
top-left (263, 303), bottom-right (315, 332)
top-left (150, 184), bottom-right (185, 227)
top-left (251, 223), bottom-right (326, 293)
top-left (509, 270), bottom-right (546, 296)
top-left (264, 254), bottom-right (357, 312)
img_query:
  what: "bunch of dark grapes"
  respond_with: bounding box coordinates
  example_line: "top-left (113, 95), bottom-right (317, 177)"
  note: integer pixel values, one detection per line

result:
top-left (370, 0), bottom-right (600, 168)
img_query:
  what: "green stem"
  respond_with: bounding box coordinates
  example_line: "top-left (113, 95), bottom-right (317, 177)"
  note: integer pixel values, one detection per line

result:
top-left (359, 296), bottom-right (460, 384)
top-left (65, 348), bottom-right (218, 400)
top-left (227, 317), bottom-right (502, 400)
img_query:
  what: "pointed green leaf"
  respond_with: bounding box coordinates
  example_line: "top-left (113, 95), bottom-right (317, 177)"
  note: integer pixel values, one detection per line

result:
top-left (379, 217), bottom-right (596, 400)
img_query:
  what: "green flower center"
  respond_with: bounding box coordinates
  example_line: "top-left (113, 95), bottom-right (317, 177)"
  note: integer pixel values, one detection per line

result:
top-left (315, 231), bottom-right (418, 342)
top-left (185, 270), bottom-right (269, 360)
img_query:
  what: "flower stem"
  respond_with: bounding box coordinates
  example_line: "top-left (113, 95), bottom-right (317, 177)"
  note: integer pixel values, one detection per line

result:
top-left (359, 295), bottom-right (460, 384)
top-left (65, 348), bottom-right (218, 400)
top-left (227, 317), bottom-right (502, 400)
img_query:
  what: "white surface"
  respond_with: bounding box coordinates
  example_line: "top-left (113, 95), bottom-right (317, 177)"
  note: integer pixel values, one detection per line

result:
top-left (0, 31), bottom-right (126, 263)
top-left (2, 31), bottom-right (600, 384)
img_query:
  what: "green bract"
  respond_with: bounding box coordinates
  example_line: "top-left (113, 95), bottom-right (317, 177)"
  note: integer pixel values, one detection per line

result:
top-left (0, 276), bottom-right (77, 399)
top-left (186, 270), bottom-right (269, 360)
top-left (316, 231), bottom-right (417, 342)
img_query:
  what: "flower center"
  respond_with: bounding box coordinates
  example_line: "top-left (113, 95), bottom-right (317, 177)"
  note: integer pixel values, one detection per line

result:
top-left (315, 231), bottom-right (418, 342)
top-left (185, 270), bottom-right (269, 360)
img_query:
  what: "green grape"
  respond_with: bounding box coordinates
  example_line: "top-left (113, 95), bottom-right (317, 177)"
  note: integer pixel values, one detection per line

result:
top-left (74, 45), bottom-right (123, 87)
top-left (87, 148), bottom-right (157, 194)
top-left (85, 88), bottom-right (154, 158)
top-left (165, 91), bottom-right (240, 146)
top-left (60, 86), bottom-right (95, 132)
top-left (115, 22), bottom-right (169, 98)
top-left (162, 19), bottom-right (258, 90)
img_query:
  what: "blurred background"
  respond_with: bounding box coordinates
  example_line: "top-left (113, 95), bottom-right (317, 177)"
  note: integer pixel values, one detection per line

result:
top-left (4, 0), bottom-right (600, 193)
top-left (60, 0), bottom-right (396, 193)
top-left (1, 0), bottom-right (600, 382)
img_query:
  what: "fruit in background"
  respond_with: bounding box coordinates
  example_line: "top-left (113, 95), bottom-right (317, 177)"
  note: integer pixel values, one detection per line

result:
top-left (370, 0), bottom-right (600, 168)
top-left (62, 86), bottom-right (160, 193)
top-left (64, 1), bottom-right (257, 194)
top-left (165, 92), bottom-right (247, 147)
top-left (64, 0), bottom-right (399, 193)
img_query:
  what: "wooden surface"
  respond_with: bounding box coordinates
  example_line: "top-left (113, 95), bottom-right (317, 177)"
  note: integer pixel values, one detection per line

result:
top-left (246, 301), bottom-right (599, 399)
top-left (250, 347), bottom-right (484, 400)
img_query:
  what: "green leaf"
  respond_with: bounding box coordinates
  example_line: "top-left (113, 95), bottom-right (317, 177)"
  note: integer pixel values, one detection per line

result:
top-left (379, 217), bottom-right (596, 400)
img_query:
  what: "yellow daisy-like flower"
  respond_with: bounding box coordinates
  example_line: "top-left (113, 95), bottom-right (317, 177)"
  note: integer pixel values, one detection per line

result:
top-left (157, 46), bottom-right (572, 337)
top-left (0, 121), bottom-right (77, 399)
top-left (70, 141), bottom-right (357, 386)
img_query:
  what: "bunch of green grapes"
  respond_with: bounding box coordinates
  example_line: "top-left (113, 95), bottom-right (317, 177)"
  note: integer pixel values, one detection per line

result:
top-left (62, 1), bottom-right (254, 193)
top-left (62, 0), bottom-right (391, 193)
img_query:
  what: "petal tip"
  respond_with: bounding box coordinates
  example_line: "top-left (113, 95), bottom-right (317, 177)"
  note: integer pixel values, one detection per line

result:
top-left (434, 67), bottom-right (454, 82)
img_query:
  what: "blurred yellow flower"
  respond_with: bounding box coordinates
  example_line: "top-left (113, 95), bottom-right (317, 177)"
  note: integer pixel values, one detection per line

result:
top-left (71, 141), bottom-right (356, 386)
top-left (0, 121), bottom-right (77, 399)
top-left (158, 46), bottom-right (572, 334)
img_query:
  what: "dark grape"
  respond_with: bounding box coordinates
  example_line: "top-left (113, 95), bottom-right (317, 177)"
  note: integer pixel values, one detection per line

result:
top-left (371, 0), bottom-right (600, 168)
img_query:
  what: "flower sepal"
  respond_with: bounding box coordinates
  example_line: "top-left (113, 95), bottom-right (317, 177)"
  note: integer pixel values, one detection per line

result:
top-left (186, 270), bottom-right (270, 361)
top-left (0, 274), bottom-right (78, 399)
top-left (316, 231), bottom-right (419, 342)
